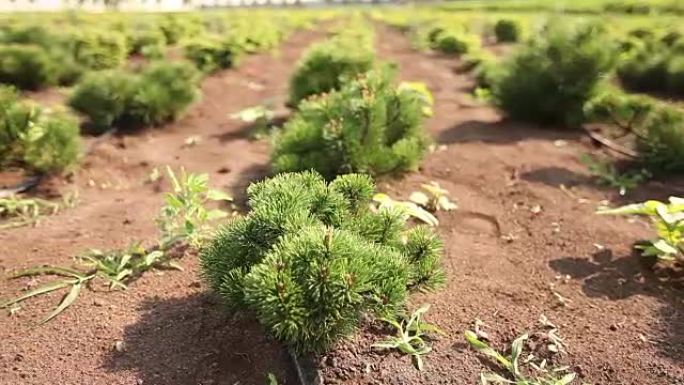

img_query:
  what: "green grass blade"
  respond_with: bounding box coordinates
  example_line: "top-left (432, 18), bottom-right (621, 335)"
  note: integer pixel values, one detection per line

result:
top-left (465, 330), bottom-right (512, 370)
top-left (0, 280), bottom-right (72, 308)
top-left (166, 261), bottom-right (184, 271)
top-left (372, 340), bottom-right (399, 350)
top-left (266, 372), bottom-right (278, 385)
top-left (480, 372), bottom-right (514, 384)
top-left (510, 333), bottom-right (528, 377)
top-left (413, 354), bottom-right (424, 371)
top-left (554, 373), bottom-right (576, 385)
top-left (39, 282), bottom-right (82, 324)
top-left (412, 322), bottom-right (446, 335)
top-left (380, 317), bottom-right (403, 331)
top-left (11, 266), bottom-right (84, 279)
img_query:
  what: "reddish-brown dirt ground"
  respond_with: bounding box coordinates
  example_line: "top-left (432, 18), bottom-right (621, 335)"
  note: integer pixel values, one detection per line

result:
top-left (1, 25), bottom-right (683, 385)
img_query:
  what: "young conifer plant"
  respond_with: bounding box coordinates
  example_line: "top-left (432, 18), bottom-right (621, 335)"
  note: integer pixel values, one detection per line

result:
top-left (201, 171), bottom-right (444, 353)
top-left (273, 67), bottom-right (432, 180)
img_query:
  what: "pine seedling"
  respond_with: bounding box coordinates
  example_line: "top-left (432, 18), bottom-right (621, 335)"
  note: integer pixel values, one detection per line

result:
top-left (201, 171), bottom-right (444, 353)
top-left (274, 67), bottom-right (431, 179)
top-left (372, 304), bottom-right (444, 371)
top-left (598, 197), bottom-right (684, 262)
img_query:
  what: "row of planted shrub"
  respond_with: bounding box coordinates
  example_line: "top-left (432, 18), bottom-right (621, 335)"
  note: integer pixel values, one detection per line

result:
top-left (65, 13), bottom-right (315, 133)
top-left (201, 20), bottom-right (442, 353)
top-left (68, 62), bottom-right (201, 134)
top-left (617, 28), bottom-right (684, 96)
top-left (0, 11), bottom-right (322, 90)
top-left (279, 18), bottom-right (434, 179)
top-left (461, 20), bottom-right (684, 174)
top-left (378, 10), bottom-right (684, 175)
top-left (438, 0), bottom-right (684, 16)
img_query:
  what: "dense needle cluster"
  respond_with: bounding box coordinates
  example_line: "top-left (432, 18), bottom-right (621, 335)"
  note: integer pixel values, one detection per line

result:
top-left (201, 171), bottom-right (444, 352)
top-left (274, 68), bottom-right (431, 180)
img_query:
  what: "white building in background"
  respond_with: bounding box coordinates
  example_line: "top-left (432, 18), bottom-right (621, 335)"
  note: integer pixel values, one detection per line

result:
top-left (0, 0), bottom-right (197, 12)
top-left (0, 0), bottom-right (343, 11)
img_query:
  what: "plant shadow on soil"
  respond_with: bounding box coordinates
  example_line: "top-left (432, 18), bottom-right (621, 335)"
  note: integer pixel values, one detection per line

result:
top-left (550, 249), bottom-right (684, 362)
top-left (212, 117), bottom-right (289, 144)
top-left (521, 165), bottom-right (684, 205)
top-left (520, 166), bottom-right (684, 206)
top-left (103, 293), bottom-right (297, 385)
top-left (229, 162), bottom-right (271, 206)
top-left (437, 119), bottom-right (583, 146)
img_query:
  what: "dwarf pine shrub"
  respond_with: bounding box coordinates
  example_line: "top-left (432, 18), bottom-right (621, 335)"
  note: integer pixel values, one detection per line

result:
top-left (288, 32), bottom-right (375, 106)
top-left (69, 62), bottom-right (200, 132)
top-left (124, 61), bottom-right (201, 127)
top-left (637, 105), bottom-right (684, 173)
top-left (0, 86), bottom-right (29, 163)
top-left (72, 30), bottom-right (127, 70)
top-left (584, 88), bottom-right (684, 173)
top-left (473, 54), bottom-right (504, 89)
top-left (666, 54), bottom-right (684, 94)
top-left (0, 44), bottom-right (57, 90)
top-left (494, 19), bottom-right (522, 43)
top-left (183, 37), bottom-right (242, 73)
top-left (617, 40), bottom-right (670, 92)
top-left (583, 87), bottom-right (655, 130)
top-left (160, 14), bottom-right (204, 45)
top-left (432, 29), bottom-right (481, 55)
top-left (225, 19), bottom-right (283, 54)
top-left (127, 27), bottom-right (167, 56)
top-left (0, 24), bottom-right (54, 47)
top-left (0, 87), bottom-right (80, 172)
top-left (201, 171), bottom-right (444, 353)
top-left (21, 111), bottom-right (81, 173)
top-left (273, 68), bottom-right (431, 180)
top-left (493, 21), bottom-right (616, 126)
top-left (68, 70), bottom-right (136, 133)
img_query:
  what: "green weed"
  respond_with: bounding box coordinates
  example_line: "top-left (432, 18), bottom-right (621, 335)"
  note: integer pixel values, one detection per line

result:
top-left (0, 168), bottom-right (228, 323)
top-left (409, 182), bottom-right (458, 212)
top-left (373, 304), bottom-right (444, 371)
top-left (580, 154), bottom-right (650, 195)
top-left (0, 192), bottom-right (77, 229)
top-left (599, 196), bottom-right (684, 262)
top-left (465, 319), bottom-right (577, 385)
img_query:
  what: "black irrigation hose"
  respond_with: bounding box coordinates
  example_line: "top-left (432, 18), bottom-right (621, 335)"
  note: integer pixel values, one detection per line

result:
top-left (289, 348), bottom-right (320, 385)
top-left (0, 174), bottom-right (43, 198)
top-left (0, 127), bottom-right (118, 198)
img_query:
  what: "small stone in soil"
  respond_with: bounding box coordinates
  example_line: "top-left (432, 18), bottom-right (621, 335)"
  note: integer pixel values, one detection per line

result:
top-left (114, 340), bottom-right (126, 352)
top-left (326, 356), bottom-right (339, 367)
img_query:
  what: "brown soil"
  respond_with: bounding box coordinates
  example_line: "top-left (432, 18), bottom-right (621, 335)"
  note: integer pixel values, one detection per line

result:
top-left (1, 25), bottom-right (683, 385)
